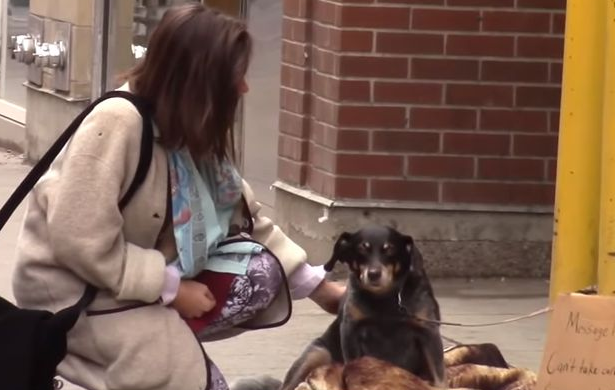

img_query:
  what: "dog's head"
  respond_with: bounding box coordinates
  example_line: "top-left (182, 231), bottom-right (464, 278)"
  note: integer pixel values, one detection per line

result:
top-left (324, 225), bottom-right (421, 295)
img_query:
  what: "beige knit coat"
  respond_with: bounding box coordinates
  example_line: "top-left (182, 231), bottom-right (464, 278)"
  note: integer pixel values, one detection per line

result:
top-left (12, 95), bottom-right (307, 390)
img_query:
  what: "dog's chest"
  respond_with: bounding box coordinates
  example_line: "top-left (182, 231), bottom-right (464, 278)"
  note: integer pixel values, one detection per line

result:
top-left (341, 313), bottom-right (422, 371)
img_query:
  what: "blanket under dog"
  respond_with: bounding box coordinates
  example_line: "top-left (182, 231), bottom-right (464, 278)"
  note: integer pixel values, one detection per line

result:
top-left (299, 343), bottom-right (537, 390)
top-left (231, 343), bottom-right (537, 390)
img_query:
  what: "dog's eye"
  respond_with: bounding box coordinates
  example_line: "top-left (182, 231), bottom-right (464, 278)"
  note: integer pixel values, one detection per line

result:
top-left (360, 241), bottom-right (371, 251)
top-left (382, 242), bottom-right (396, 255)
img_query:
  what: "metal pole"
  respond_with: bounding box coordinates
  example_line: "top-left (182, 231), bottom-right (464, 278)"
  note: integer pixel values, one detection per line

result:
top-left (549, 0), bottom-right (605, 301)
top-left (598, 3), bottom-right (615, 295)
top-left (91, 0), bottom-right (110, 99)
top-left (105, 0), bottom-right (119, 92)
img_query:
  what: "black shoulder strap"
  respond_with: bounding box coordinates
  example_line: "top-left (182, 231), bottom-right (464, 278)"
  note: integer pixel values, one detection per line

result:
top-left (0, 90), bottom-right (153, 230)
top-left (116, 92), bottom-right (154, 210)
top-left (0, 90), bottom-right (155, 312)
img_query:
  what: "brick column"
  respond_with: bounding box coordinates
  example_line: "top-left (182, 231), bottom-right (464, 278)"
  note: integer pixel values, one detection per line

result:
top-left (276, 0), bottom-right (565, 277)
top-left (279, 0), bottom-right (564, 207)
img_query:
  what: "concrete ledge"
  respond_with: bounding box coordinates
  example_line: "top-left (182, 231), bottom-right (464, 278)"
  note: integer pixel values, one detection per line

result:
top-left (272, 181), bottom-right (554, 214)
top-left (25, 87), bottom-right (89, 162)
top-left (273, 185), bottom-right (553, 278)
top-left (0, 115), bottom-right (25, 153)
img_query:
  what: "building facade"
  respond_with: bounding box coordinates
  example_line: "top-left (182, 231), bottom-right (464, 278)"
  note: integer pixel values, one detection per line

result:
top-left (0, 0), bottom-right (566, 277)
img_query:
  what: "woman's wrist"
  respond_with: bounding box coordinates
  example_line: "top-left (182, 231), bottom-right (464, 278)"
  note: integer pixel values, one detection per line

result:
top-left (288, 263), bottom-right (326, 300)
top-left (160, 265), bottom-right (181, 305)
top-left (309, 279), bottom-right (346, 315)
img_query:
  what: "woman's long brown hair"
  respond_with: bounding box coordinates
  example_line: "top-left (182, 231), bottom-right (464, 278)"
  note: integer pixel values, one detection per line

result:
top-left (125, 3), bottom-right (252, 161)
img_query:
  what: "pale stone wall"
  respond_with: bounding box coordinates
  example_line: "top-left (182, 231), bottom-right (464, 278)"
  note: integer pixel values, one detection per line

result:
top-left (25, 1), bottom-right (135, 160)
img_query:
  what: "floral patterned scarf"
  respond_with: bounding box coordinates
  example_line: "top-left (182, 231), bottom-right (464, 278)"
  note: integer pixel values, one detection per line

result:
top-left (167, 149), bottom-right (247, 277)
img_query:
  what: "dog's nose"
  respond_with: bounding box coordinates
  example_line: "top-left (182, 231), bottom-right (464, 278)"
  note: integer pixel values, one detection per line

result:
top-left (367, 268), bottom-right (382, 282)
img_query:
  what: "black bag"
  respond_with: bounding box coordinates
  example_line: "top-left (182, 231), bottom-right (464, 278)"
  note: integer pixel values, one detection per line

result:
top-left (0, 91), bottom-right (154, 390)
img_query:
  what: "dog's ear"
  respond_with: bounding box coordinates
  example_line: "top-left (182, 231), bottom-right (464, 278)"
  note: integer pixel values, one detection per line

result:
top-left (402, 234), bottom-right (424, 272)
top-left (401, 234), bottom-right (414, 256)
top-left (324, 232), bottom-right (353, 272)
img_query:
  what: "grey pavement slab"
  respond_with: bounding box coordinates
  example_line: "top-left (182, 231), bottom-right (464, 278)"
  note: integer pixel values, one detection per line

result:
top-left (0, 149), bottom-right (550, 389)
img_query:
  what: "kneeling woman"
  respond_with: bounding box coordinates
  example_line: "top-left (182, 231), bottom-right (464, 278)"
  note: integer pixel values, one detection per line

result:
top-left (12, 4), bottom-right (343, 390)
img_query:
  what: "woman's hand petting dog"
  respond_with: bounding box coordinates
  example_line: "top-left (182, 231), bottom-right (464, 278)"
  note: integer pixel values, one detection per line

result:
top-left (309, 279), bottom-right (346, 314)
top-left (171, 280), bottom-right (217, 318)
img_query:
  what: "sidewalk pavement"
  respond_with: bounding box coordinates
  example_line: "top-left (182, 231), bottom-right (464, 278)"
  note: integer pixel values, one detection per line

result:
top-left (0, 149), bottom-right (549, 389)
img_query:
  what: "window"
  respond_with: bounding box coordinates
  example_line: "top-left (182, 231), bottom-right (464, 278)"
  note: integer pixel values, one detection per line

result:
top-left (0, 0), bottom-right (30, 123)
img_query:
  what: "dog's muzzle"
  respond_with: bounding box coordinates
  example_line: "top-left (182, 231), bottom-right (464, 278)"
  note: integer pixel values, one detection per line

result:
top-left (359, 265), bottom-right (394, 293)
top-left (367, 268), bottom-right (382, 282)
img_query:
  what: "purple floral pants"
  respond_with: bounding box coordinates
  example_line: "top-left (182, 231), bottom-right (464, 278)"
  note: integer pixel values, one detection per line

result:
top-left (202, 252), bottom-right (282, 390)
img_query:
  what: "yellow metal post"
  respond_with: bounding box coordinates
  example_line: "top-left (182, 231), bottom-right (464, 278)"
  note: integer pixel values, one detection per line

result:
top-left (550, 0), bottom-right (606, 301)
top-left (598, 2), bottom-right (615, 295)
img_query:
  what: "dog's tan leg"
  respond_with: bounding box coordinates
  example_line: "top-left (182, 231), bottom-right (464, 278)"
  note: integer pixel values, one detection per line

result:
top-left (280, 345), bottom-right (333, 390)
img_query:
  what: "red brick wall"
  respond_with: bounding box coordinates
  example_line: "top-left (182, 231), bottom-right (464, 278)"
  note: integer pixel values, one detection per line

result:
top-left (278, 0), bottom-right (565, 206)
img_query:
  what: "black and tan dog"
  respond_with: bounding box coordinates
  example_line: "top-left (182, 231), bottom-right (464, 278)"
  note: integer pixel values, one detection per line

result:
top-left (277, 225), bottom-right (446, 390)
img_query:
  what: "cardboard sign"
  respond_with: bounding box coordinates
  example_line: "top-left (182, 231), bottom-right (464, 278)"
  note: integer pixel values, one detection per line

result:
top-left (536, 293), bottom-right (615, 390)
